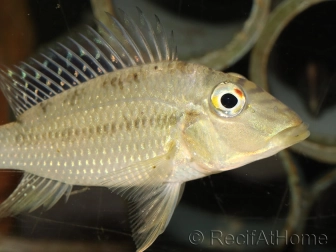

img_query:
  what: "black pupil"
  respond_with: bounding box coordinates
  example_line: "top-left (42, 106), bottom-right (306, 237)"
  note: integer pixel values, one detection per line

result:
top-left (221, 93), bottom-right (238, 108)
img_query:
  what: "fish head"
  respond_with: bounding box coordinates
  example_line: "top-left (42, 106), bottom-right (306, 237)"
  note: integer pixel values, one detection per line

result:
top-left (201, 71), bottom-right (310, 171)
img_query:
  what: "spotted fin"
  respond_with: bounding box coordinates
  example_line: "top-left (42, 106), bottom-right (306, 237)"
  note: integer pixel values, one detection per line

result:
top-left (0, 172), bottom-right (72, 217)
top-left (0, 8), bottom-right (177, 118)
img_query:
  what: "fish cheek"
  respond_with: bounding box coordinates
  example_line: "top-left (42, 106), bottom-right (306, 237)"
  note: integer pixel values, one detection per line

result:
top-left (225, 121), bottom-right (269, 153)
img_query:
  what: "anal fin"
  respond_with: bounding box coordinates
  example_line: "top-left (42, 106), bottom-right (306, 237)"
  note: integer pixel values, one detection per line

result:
top-left (0, 172), bottom-right (73, 217)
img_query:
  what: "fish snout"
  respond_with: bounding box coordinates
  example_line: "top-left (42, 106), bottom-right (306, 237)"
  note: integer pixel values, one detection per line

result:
top-left (265, 100), bottom-right (309, 145)
top-left (270, 105), bottom-right (310, 147)
top-left (273, 103), bottom-right (302, 124)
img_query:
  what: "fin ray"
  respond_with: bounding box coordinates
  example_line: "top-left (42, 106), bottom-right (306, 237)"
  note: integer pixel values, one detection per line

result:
top-left (129, 182), bottom-right (182, 252)
top-left (56, 42), bottom-right (96, 79)
top-left (78, 33), bottom-right (111, 73)
top-left (136, 7), bottom-right (162, 61)
top-left (119, 9), bottom-right (155, 63)
top-left (40, 53), bottom-right (80, 87)
top-left (0, 8), bottom-right (177, 117)
top-left (84, 25), bottom-right (121, 71)
top-left (0, 172), bottom-right (73, 217)
top-left (116, 9), bottom-right (146, 64)
top-left (154, 15), bottom-right (169, 61)
top-left (98, 142), bottom-right (181, 251)
top-left (48, 47), bottom-right (89, 82)
top-left (97, 17), bottom-right (137, 67)
top-left (66, 37), bottom-right (101, 77)
top-left (22, 60), bottom-right (65, 92)
top-left (31, 57), bottom-right (72, 90)
top-left (14, 64), bottom-right (57, 97)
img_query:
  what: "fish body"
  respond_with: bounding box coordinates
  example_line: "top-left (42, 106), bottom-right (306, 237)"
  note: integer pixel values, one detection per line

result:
top-left (0, 9), bottom-right (309, 251)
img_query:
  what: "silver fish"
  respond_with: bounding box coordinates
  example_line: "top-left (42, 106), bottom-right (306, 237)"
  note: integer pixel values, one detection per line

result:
top-left (0, 8), bottom-right (309, 252)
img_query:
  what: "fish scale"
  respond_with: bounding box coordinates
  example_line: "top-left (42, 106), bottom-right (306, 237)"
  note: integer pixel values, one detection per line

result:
top-left (0, 9), bottom-right (309, 252)
top-left (0, 68), bottom-right (182, 186)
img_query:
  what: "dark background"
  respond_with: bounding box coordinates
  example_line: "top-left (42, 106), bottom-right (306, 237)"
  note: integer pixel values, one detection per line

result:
top-left (0, 0), bottom-right (335, 251)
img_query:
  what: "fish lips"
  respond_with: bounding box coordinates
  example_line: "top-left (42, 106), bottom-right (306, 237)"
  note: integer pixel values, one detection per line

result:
top-left (270, 122), bottom-right (310, 149)
top-left (218, 123), bottom-right (310, 172)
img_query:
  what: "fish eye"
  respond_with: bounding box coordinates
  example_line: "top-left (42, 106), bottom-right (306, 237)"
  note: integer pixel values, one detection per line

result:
top-left (210, 82), bottom-right (246, 117)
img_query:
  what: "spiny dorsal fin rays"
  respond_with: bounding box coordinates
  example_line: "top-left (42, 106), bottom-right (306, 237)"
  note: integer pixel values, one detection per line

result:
top-left (0, 69), bottom-right (31, 114)
top-left (56, 42), bottom-right (97, 79)
top-left (117, 9), bottom-right (154, 63)
top-left (0, 67), bottom-right (50, 115)
top-left (96, 16), bottom-right (138, 67)
top-left (78, 30), bottom-right (117, 72)
top-left (109, 11), bottom-right (146, 65)
top-left (0, 8), bottom-right (177, 118)
top-left (40, 53), bottom-right (80, 86)
top-left (30, 58), bottom-right (72, 90)
top-left (154, 15), bottom-right (170, 61)
top-left (15, 59), bottom-right (68, 99)
top-left (136, 7), bottom-right (164, 62)
top-left (48, 47), bottom-right (89, 82)
top-left (66, 37), bottom-right (101, 78)
top-left (171, 30), bottom-right (178, 61)
top-left (26, 59), bottom-right (66, 92)
top-left (83, 25), bottom-right (121, 71)
top-left (94, 22), bottom-right (129, 69)
top-left (21, 60), bottom-right (65, 93)
top-left (13, 65), bottom-right (54, 99)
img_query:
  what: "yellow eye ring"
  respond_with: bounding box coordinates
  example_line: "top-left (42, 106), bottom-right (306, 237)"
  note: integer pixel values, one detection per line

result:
top-left (210, 82), bottom-right (246, 117)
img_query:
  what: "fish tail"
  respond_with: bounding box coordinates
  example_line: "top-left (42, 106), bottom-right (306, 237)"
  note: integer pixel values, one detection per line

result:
top-left (0, 172), bottom-right (72, 217)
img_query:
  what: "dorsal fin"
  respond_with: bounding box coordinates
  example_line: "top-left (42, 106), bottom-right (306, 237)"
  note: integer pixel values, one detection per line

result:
top-left (0, 8), bottom-right (177, 118)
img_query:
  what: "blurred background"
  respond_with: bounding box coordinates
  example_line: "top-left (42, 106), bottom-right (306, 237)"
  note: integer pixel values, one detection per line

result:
top-left (0, 0), bottom-right (336, 251)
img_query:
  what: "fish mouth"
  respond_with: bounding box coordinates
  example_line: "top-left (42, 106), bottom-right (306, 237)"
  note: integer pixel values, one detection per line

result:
top-left (271, 123), bottom-right (310, 149)
top-left (218, 123), bottom-right (310, 172)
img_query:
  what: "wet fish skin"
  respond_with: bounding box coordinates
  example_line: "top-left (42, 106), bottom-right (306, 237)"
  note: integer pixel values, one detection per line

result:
top-left (1, 61), bottom-right (206, 186)
top-left (0, 9), bottom-right (309, 252)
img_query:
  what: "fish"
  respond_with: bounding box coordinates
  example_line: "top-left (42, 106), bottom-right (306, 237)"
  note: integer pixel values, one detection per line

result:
top-left (0, 7), bottom-right (309, 252)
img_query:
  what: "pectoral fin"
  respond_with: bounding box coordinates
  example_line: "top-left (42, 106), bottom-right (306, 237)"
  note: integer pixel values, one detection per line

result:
top-left (99, 141), bottom-right (183, 251)
top-left (127, 182), bottom-right (183, 252)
